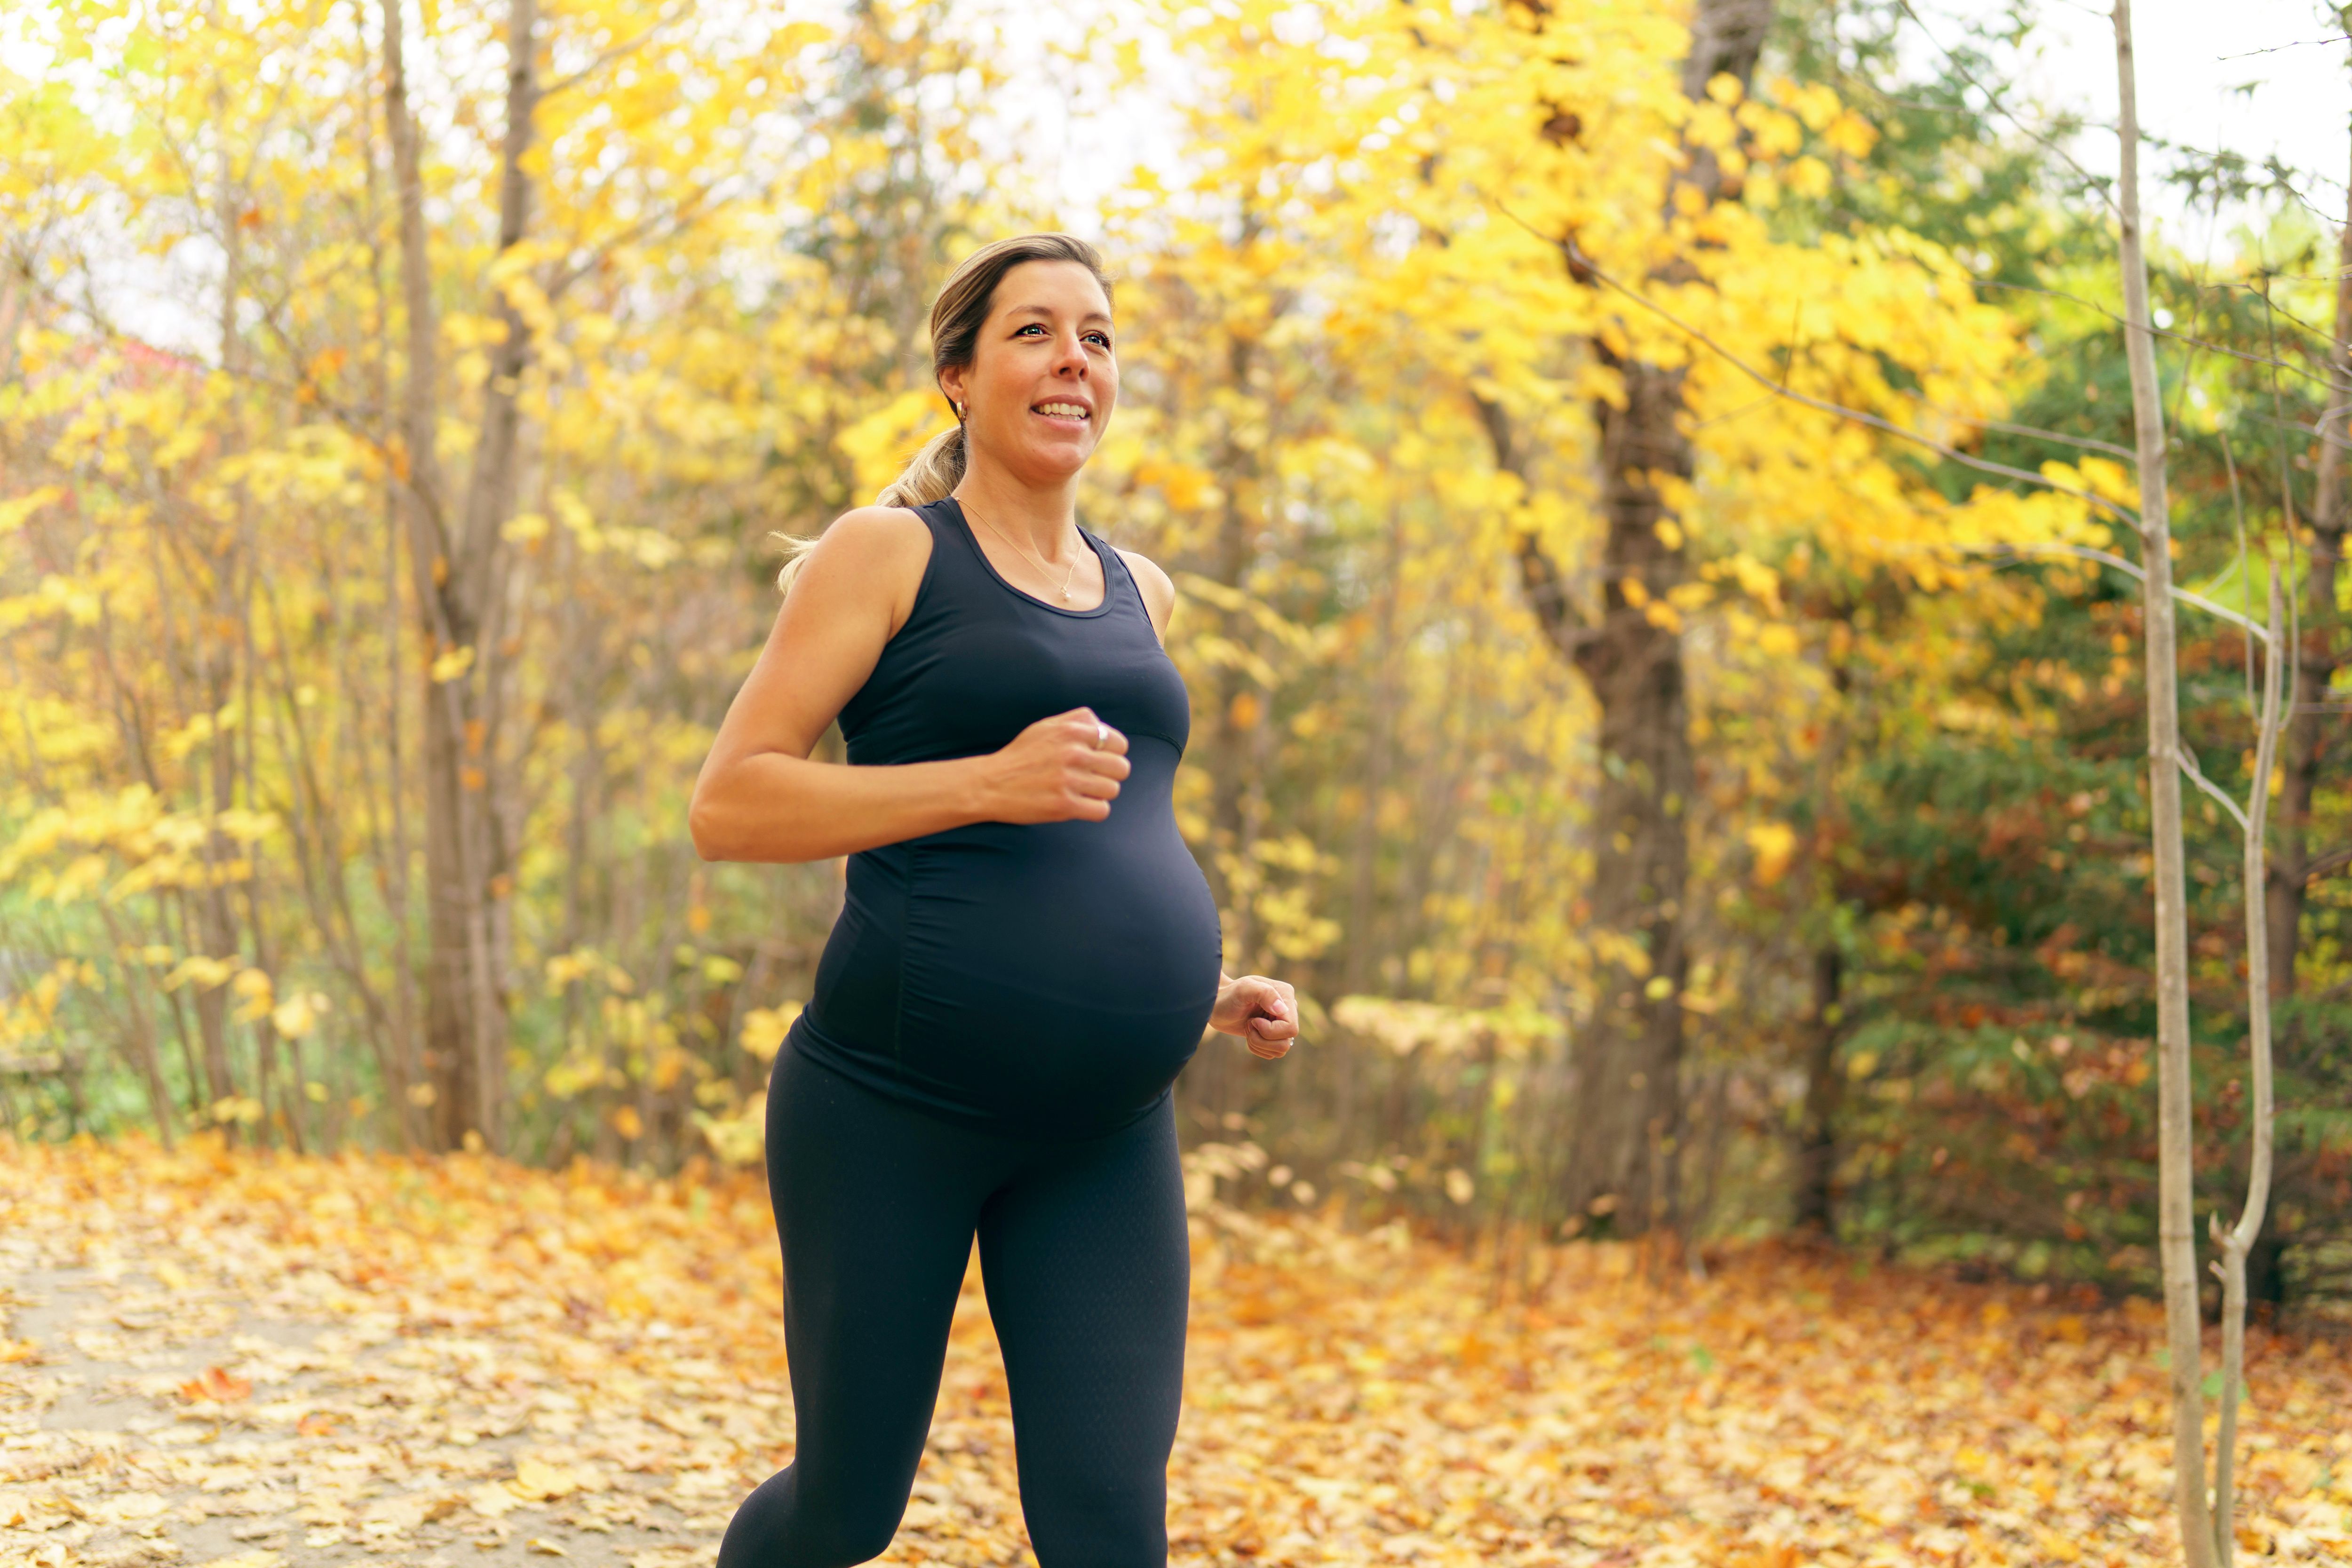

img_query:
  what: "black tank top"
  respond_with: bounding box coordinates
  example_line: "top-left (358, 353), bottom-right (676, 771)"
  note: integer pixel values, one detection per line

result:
top-left (787, 496), bottom-right (1225, 1136)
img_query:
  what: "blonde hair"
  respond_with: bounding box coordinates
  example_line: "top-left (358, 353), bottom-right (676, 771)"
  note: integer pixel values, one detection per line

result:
top-left (774, 233), bottom-right (1114, 596)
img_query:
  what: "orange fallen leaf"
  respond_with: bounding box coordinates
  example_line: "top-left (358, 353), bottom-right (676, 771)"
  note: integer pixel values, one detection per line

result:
top-left (294, 1411), bottom-right (340, 1436)
top-left (179, 1365), bottom-right (251, 1402)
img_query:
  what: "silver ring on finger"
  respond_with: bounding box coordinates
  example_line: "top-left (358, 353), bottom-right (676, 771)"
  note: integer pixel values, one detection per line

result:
top-left (1095, 723), bottom-right (1111, 749)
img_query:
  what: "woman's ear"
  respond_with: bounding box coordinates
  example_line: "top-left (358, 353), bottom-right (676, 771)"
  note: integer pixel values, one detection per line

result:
top-left (937, 365), bottom-right (969, 417)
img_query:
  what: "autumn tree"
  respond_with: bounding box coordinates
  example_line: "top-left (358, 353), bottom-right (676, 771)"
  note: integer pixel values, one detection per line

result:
top-left (1541, 0), bottom-right (1774, 1235)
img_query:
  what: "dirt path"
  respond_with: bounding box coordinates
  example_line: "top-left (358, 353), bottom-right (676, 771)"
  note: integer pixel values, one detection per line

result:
top-left (2, 1257), bottom-right (734, 1568)
top-left (6, 1138), bottom-right (2352, 1568)
top-left (0, 1153), bottom-right (1030, 1568)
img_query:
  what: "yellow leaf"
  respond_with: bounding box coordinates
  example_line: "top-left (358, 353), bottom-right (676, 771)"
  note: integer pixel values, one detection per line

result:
top-left (163, 955), bottom-right (238, 992)
top-left (468, 1483), bottom-right (522, 1519)
top-left (1746, 822), bottom-right (1797, 885)
top-left (836, 388), bottom-right (951, 503)
top-left (0, 486), bottom-right (64, 537)
top-left (509, 1459), bottom-right (583, 1502)
top-left (738, 1003), bottom-right (802, 1061)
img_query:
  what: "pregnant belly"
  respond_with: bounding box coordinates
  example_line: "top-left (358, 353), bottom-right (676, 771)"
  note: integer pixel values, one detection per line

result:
top-left (895, 819), bottom-right (1224, 1132)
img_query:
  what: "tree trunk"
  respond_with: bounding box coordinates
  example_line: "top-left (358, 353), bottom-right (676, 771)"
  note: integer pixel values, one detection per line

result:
top-left (2213, 575), bottom-right (2286, 1568)
top-left (2112, 5), bottom-right (2218, 1563)
top-left (1208, 330), bottom-right (1264, 962)
top-left (354, 0), bottom-right (426, 1147)
top-left (381, 0), bottom-right (539, 1150)
top-left (1173, 296), bottom-right (1273, 1138)
top-left (1555, 0), bottom-right (1772, 1235)
top-left (192, 29), bottom-right (252, 1132)
top-left (95, 902), bottom-right (176, 1148)
top-left (1564, 355), bottom-right (1697, 1232)
top-left (1792, 947), bottom-right (1843, 1231)
top-left (2264, 110), bottom-right (2351, 1000)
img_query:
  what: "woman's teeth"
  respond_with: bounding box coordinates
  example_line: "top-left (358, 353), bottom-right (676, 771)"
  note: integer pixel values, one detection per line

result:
top-left (1035, 403), bottom-right (1088, 420)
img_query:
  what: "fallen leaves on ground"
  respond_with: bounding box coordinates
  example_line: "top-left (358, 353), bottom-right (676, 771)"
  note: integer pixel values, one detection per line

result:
top-left (175, 1367), bottom-right (252, 1405)
top-left (1, 1134), bottom-right (2347, 1567)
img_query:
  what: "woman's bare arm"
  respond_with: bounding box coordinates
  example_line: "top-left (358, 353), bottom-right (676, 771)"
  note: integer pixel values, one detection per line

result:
top-left (689, 507), bottom-right (1132, 864)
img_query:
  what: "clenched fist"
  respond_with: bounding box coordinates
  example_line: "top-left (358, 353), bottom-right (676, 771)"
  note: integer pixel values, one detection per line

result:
top-left (980, 706), bottom-right (1130, 824)
top-left (1213, 973), bottom-right (1300, 1060)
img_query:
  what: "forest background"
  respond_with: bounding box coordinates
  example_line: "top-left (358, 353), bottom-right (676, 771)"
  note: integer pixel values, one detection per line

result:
top-left (1, 0), bottom-right (2348, 1316)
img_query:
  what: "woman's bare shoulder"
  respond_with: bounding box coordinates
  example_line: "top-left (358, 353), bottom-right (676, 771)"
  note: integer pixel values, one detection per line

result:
top-left (815, 504), bottom-right (934, 560)
top-left (795, 505), bottom-right (935, 628)
top-left (1114, 546), bottom-right (1177, 642)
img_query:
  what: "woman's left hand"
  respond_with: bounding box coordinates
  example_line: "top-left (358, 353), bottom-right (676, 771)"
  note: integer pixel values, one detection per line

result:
top-left (1211, 973), bottom-right (1299, 1060)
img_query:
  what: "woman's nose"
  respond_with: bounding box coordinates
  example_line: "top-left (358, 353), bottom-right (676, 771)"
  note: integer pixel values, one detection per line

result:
top-left (1051, 335), bottom-right (1089, 375)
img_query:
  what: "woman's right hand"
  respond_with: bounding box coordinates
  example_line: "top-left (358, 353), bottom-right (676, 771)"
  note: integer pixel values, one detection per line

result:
top-left (981, 706), bottom-right (1129, 823)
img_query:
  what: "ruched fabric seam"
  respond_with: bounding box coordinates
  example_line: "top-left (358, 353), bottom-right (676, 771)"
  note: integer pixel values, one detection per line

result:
top-left (890, 862), bottom-right (914, 1079)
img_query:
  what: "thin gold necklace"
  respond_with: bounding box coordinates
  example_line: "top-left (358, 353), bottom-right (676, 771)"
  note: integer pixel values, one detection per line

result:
top-left (963, 499), bottom-right (1084, 602)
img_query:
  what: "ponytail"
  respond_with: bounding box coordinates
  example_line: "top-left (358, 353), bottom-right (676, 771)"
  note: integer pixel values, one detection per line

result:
top-left (875, 422), bottom-right (968, 509)
top-left (776, 232), bottom-right (1108, 599)
top-left (771, 423), bottom-right (968, 598)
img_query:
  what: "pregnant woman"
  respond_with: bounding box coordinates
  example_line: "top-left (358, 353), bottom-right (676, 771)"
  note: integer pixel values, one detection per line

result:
top-left (689, 232), bottom-right (1301, 1568)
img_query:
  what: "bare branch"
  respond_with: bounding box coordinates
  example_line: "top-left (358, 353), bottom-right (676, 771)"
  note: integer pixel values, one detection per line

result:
top-left (1973, 541), bottom-right (2277, 644)
top-left (2218, 33), bottom-right (2350, 58)
top-left (1893, 0), bottom-right (2118, 215)
top-left (539, 4), bottom-right (692, 101)
top-left (2178, 743), bottom-right (2250, 833)
top-left (1943, 414), bottom-right (2135, 460)
top-left (1471, 391), bottom-right (1598, 651)
top-left (2304, 844), bottom-right (2352, 882)
top-left (1973, 279), bottom-right (2351, 396)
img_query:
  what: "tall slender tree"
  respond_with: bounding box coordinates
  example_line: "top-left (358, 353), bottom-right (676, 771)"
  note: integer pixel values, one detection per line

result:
top-left (382, 0), bottom-right (543, 1149)
top-left (2110, 2), bottom-right (2214, 1561)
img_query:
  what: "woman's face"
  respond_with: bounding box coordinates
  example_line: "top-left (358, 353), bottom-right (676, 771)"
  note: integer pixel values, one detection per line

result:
top-left (939, 258), bottom-right (1117, 488)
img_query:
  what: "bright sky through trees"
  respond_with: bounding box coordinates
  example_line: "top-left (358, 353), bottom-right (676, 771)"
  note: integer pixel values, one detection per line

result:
top-left (1017, 0), bottom-right (2350, 255)
top-left (1931, 0), bottom-right (2347, 247)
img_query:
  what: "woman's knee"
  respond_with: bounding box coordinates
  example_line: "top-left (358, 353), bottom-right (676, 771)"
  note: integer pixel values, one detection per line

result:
top-left (1022, 1480), bottom-right (1167, 1568)
top-left (717, 1465), bottom-right (908, 1568)
top-left (808, 1508), bottom-right (904, 1568)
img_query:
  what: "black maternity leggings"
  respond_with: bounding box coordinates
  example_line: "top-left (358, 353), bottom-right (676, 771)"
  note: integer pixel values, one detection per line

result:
top-left (716, 1045), bottom-right (1190, 1568)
